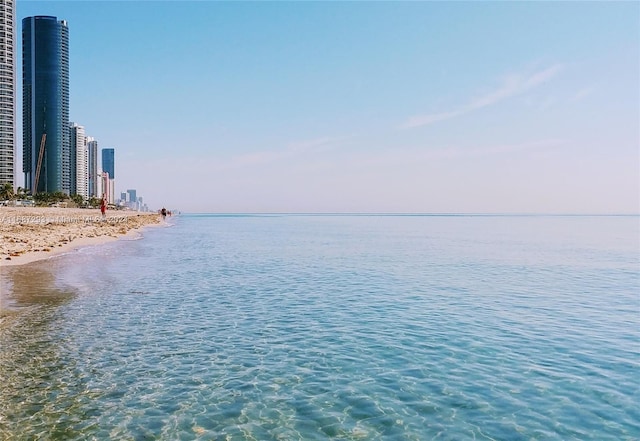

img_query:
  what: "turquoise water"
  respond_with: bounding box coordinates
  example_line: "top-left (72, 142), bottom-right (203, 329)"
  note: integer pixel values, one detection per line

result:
top-left (1, 214), bottom-right (638, 440)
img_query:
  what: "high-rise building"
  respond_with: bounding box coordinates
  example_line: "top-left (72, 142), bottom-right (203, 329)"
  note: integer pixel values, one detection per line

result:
top-left (0, 0), bottom-right (16, 187)
top-left (96, 168), bottom-right (103, 198)
top-left (22, 16), bottom-right (69, 194)
top-left (127, 189), bottom-right (136, 203)
top-left (86, 136), bottom-right (98, 198)
top-left (69, 122), bottom-right (87, 199)
top-left (101, 148), bottom-right (114, 179)
top-left (101, 171), bottom-right (112, 204)
top-left (101, 147), bottom-right (114, 203)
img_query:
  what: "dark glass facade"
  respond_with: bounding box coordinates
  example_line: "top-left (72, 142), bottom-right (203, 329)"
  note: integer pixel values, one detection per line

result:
top-left (22, 16), bottom-right (69, 194)
top-left (102, 148), bottom-right (114, 179)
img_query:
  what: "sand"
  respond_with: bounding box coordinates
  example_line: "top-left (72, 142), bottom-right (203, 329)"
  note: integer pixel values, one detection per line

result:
top-left (0, 207), bottom-right (163, 267)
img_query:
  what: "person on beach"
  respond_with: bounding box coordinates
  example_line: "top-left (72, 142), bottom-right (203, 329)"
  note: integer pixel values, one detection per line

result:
top-left (100, 196), bottom-right (107, 219)
top-left (161, 207), bottom-right (167, 219)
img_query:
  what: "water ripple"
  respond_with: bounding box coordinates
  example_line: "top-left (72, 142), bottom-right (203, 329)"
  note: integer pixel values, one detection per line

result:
top-left (1, 215), bottom-right (638, 440)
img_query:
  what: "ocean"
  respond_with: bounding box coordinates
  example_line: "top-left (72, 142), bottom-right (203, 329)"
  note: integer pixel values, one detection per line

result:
top-left (1, 214), bottom-right (638, 440)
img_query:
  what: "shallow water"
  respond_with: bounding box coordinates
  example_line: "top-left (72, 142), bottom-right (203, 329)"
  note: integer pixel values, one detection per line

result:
top-left (1, 215), bottom-right (638, 440)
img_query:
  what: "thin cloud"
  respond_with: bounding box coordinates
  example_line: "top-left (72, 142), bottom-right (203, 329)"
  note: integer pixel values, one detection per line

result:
top-left (399, 64), bottom-right (564, 129)
top-left (572, 86), bottom-right (595, 101)
top-left (205, 135), bottom-right (347, 169)
top-left (286, 136), bottom-right (344, 154)
top-left (355, 138), bottom-right (567, 167)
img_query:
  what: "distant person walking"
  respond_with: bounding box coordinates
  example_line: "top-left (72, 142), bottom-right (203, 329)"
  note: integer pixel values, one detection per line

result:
top-left (100, 196), bottom-right (107, 219)
top-left (161, 207), bottom-right (167, 219)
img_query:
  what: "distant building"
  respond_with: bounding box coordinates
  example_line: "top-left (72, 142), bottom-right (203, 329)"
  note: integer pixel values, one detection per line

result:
top-left (101, 148), bottom-right (114, 179)
top-left (101, 148), bottom-right (115, 203)
top-left (22, 16), bottom-right (70, 194)
top-left (86, 137), bottom-right (98, 198)
top-left (96, 168), bottom-right (103, 198)
top-left (0, 0), bottom-right (16, 187)
top-left (69, 123), bottom-right (87, 199)
top-left (127, 189), bottom-right (137, 203)
top-left (120, 192), bottom-right (127, 203)
top-left (101, 171), bottom-right (113, 204)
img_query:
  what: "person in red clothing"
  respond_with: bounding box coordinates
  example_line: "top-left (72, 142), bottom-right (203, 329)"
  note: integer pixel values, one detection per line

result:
top-left (100, 196), bottom-right (107, 219)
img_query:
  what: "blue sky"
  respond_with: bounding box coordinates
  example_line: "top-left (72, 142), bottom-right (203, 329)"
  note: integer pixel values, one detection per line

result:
top-left (17, 1), bottom-right (639, 213)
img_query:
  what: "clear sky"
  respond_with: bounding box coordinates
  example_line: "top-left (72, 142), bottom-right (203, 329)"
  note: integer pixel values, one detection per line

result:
top-left (17, 1), bottom-right (640, 213)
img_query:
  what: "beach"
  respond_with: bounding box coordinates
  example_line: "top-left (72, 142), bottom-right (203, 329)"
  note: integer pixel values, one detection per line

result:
top-left (0, 207), bottom-right (162, 267)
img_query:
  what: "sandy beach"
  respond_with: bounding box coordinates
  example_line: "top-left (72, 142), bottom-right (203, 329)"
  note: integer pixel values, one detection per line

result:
top-left (0, 207), bottom-right (163, 267)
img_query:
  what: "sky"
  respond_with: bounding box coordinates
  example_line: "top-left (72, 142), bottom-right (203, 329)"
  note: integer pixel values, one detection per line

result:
top-left (16, 1), bottom-right (640, 214)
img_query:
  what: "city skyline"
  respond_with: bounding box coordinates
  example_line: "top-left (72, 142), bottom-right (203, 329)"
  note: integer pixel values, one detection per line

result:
top-left (0, 7), bottom-right (151, 208)
top-left (8, 1), bottom-right (640, 213)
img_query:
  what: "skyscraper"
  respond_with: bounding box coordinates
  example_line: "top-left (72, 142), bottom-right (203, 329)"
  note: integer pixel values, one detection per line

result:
top-left (0, 0), bottom-right (16, 187)
top-left (100, 171), bottom-right (111, 203)
top-left (22, 16), bottom-right (69, 194)
top-left (86, 136), bottom-right (98, 198)
top-left (69, 122), bottom-right (87, 199)
top-left (101, 148), bottom-right (114, 180)
top-left (126, 189), bottom-right (136, 203)
top-left (101, 148), bottom-right (114, 203)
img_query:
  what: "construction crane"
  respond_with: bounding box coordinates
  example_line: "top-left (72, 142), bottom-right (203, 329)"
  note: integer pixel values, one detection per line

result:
top-left (33, 133), bottom-right (47, 195)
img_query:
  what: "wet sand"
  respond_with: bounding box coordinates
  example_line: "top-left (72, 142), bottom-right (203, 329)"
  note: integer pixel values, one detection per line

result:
top-left (0, 207), bottom-right (162, 267)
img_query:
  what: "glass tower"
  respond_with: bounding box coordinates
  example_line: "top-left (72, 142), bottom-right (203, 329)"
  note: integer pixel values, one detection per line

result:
top-left (101, 148), bottom-right (115, 203)
top-left (101, 148), bottom-right (114, 179)
top-left (22, 16), bottom-right (69, 194)
top-left (0, 0), bottom-right (16, 187)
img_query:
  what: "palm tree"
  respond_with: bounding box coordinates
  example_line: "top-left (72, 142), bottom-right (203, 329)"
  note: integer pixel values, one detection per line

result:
top-left (0, 183), bottom-right (14, 201)
top-left (70, 194), bottom-right (84, 206)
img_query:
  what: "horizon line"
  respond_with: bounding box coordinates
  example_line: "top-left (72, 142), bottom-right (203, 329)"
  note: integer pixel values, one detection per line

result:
top-left (177, 212), bottom-right (640, 217)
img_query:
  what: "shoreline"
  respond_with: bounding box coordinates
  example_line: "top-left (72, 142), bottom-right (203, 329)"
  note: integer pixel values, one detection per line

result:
top-left (0, 207), bottom-right (164, 267)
